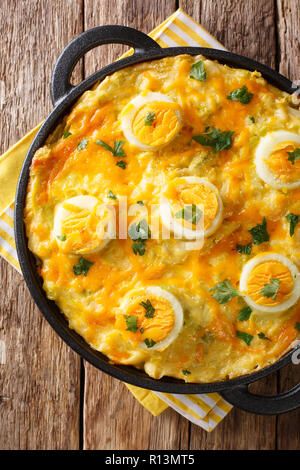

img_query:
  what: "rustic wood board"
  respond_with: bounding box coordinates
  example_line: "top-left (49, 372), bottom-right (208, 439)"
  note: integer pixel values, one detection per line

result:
top-left (0, 0), bottom-right (299, 450)
top-left (0, 0), bottom-right (83, 450)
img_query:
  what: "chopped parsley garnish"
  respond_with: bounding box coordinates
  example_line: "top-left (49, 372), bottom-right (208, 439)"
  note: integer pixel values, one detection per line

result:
top-left (295, 323), bottom-right (300, 332)
top-left (286, 213), bottom-right (299, 236)
top-left (63, 130), bottom-right (72, 139)
top-left (140, 299), bottom-right (155, 318)
top-left (192, 128), bottom-right (234, 152)
top-left (116, 160), bottom-right (127, 169)
top-left (144, 112), bottom-right (156, 126)
top-left (260, 278), bottom-right (280, 300)
top-left (108, 190), bottom-right (117, 200)
top-left (190, 60), bottom-right (206, 82)
top-left (140, 327), bottom-right (144, 334)
top-left (236, 330), bottom-right (253, 346)
top-left (249, 217), bottom-right (269, 245)
top-left (77, 138), bottom-right (88, 150)
top-left (132, 241), bottom-right (146, 256)
top-left (56, 234), bottom-right (66, 241)
top-left (144, 338), bottom-right (156, 348)
top-left (287, 148), bottom-right (300, 164)
top-left (137, 201), bottom-right (144, 205)
top-left (236, 243), bottom-right (252, 255)
top-left (174, 204), bottom-right (202, 226)
top-left (249, 116), bottom-right (255, 123)
top-left (128, 219), bottom-right (151, 256)
top-left (258, 332), bottom-right (271, 341)
top-left (73, 257), bottom-right (94, 276)
top-left (124, 315), bottom-right (138, 333)
top-left (210, 279), bottom-right (240, 304)
top-left (238, 306), bottom-right (252, 322)
top-left (227, 85), bottom-right (253, 104)
top-left (182, 369), bottom-right (191, 376)
top-left (96, 139), bottom-right (126, 157)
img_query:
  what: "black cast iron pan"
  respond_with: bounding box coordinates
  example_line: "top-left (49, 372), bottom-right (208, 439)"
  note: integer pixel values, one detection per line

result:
top-left (15, 25), bottom-right (300, 415)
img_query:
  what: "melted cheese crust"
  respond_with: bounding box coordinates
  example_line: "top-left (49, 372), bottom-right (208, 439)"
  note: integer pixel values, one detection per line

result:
top-left (24, 55), bottom-right (300, 382)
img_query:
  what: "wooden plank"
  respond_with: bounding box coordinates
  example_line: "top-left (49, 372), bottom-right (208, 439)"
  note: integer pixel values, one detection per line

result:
top-left (82, 0), bottom-right (192, 451)
top-left (276, 0), bottom-right (300, 450)
top-left (180, 0), bottom-right (278, 449)
top-left (0, 0), bottom-right (83, 450)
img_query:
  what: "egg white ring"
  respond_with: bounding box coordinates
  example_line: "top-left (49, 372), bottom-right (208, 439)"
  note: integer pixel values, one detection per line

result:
top-left (255, 131), bottom-right (300, 189)
top-left (240, 253), bottom-right (300, 314)
top-left (138, 287), bottom-right (184, 351)
top-left (160, 177), bottom-right (223, 239)
top-left (121, 92), bottom-right (181, 151)
top-left (53, 195), bottom-right (112, 255)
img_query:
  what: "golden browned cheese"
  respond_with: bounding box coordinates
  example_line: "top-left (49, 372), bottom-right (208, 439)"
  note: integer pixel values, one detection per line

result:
top-left (24, 55), bottom-right (300, 382)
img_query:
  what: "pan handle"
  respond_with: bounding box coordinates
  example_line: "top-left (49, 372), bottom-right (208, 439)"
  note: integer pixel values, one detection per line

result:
top-left (51, 25), bottom-right (161, 106)
top-left (221, 381), bottom-right (300, 415)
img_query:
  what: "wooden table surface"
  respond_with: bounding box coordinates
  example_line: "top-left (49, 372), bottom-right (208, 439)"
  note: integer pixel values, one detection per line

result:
top-left (0, 0), bottom-right (299, 450)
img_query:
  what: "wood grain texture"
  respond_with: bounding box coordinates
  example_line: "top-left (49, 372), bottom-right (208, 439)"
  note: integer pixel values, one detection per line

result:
top-left (0, 0), bottom-right (83, 450)
top-left (276, 0), bottom-right (300, 450)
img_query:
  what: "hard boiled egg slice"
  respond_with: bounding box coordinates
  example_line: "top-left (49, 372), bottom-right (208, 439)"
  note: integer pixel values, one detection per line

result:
top-left (240, 253), bottom-right (300, 314)
top-left (160, 176), bottom-right (223, 239)
top-left (53, 195), bottom-right (114, 255)
top-left (255, 131), bottom-right (300, 189)
top-left (121, 92), bottom-right (181, 151)
top-left (116, 287), bottom-right (183, 351)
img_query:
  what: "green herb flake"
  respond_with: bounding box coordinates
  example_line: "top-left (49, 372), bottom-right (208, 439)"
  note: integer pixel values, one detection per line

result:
top-left (295, 323), bottom-right (300, 332)
top-left (140, 327), bottom-right (144, 334)
top-left (238, 306), bottom-right (252, 322)
top-left (190, 60), bottom-right (206, 82)
top-left (236, 243), bottom-right (252, 255)
top-left (144, 112), bottom-right (156, 126)
top-left (182, 369), bottom-right (191, 376)
top-left (108, 190), bottom-right (117, 200)
top-left (174, 204), bottom-right (202, 226)
top-left (96, 139), bottom-right (126, 157)
top-left (249, 116), bottom-right (255, 123)
top-left (140, 299), bottom-right (155, 318)
top-left (128, 219), bottom-right (151, 241)
top-left (116, 160), bottom-right (127, 169)
top-left (56, 234), bottom-right (66, 241)
top-left (258, 332), bottom-right (271, 341)
top-left (73, 257), bottom-right (94, 276)
top-left (144, 338), bottom-right (156, 348)
top-left (77, 138), bottom-right (88, 150)
top-left (210, 279), bottom-right (240, 304)
top-left (124, 315), bottom-right (138, 333)
top-left (260, 278), bottom-right (280, 300)
top-left (236, 330), bottom-right (253, 346)
top-left (137, 201), bottom-right (144, 205)
top-left (286, 213), bottom-right (300, 236)
top-left (192, 128), bottom-right (234, 152)
top-left (287, 148), bottom-right (300, 165)
top-left (227, 85), bottom-right (254, 104)
top-left (63, 131), bottom-right (72, 139)
top-left (249, 217), bottom-right (269, 245)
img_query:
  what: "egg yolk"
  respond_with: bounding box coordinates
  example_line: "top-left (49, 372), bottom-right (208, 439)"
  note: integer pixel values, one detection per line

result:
top-left (167, 181), bottom-right (218, 230)
top-left (132, 102), bottom-right (181, 147)
top-left (60, 202), bottom-right (111, 254)
top-left (246, 260), bottom-right (294, 306)
top-left (116, 294), bottom-right (175, 345)
top-left (265, 141), bottom-right (300, 183)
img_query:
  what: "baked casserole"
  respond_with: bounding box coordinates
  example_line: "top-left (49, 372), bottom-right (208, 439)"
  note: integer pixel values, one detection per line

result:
top-left (24, 55), bottom-right (300, 382)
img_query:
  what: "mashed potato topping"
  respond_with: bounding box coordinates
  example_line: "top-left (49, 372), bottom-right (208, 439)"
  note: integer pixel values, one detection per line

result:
top-left (24, 55), bottom-right (300, 382)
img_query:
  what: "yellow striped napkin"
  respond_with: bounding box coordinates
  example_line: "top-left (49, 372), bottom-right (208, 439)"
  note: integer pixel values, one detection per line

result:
top-left (0, 8), bottom-right (232, 431)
